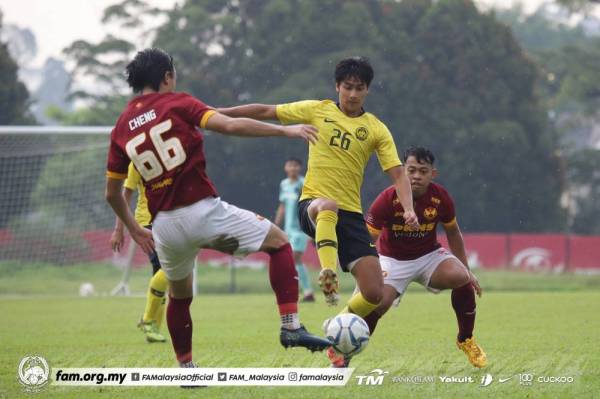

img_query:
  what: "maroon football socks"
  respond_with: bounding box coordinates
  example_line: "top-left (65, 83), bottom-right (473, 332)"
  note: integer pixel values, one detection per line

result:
top-left (451, 282), bottom-right (476, 342)
top-left (167, 296), bottom-right (193, 364)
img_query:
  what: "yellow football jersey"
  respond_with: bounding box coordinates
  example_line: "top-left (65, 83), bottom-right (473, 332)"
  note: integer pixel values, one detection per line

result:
top-left (276, 100), bottom-right (401, 213)
top-left (123, 163), bottom-right (151, 226)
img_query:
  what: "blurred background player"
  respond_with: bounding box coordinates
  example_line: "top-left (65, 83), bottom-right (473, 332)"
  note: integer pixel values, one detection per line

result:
top-left (109, 162), bottom-right (168, 343)
top-left (274, 158), bottom-right (315, 302)
top-left (365, 147), bottom-right (486, 368)
top-left (105, 48), bottom-right (331, 368)
top-left (218, 56), bottom-right (419, 367)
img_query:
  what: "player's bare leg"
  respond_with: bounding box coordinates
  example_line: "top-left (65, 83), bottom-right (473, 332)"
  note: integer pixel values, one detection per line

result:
top-left (294, 250), bottom-right (315, 302)
top-left (429, 258), bottom-right (487, 368)
top-left (362, 284), bottom-right (399, 335)
top-left (260, 224), bottom-right (331, 352)
top-left (167, 273), bottom-right (195, 367)
top-left (307, 198), bottom-right (340, 305)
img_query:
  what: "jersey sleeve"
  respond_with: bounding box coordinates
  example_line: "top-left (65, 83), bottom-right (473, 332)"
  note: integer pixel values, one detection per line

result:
top-left (177, 93), bottom-right (216, 128)
top-left (366, 188), bottom-right (394, 233)
top-left (439, 187), bottom-right (457, 227)
top-left (275, 100), bottom-right (320, 124)
top-left (106, 130), bottom-right (129, 179)
top-left (374, 122), bottom-right (402, 172)
top-left (123, 162), bottom-right (141, 191)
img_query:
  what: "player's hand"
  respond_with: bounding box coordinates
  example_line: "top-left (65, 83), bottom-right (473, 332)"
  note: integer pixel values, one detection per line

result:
top-left (283, 124), bottom-right (318, 144)
top-left (110, 229), bottom-right (124, 253)
top-left (469, 270), bottom-right (482, 297)
top-left (131, 227), bottom-right (155, 255)
top-left (319, 268), bottom-right (340, 306)
top-left (403, 209), bottom-right (420, 231)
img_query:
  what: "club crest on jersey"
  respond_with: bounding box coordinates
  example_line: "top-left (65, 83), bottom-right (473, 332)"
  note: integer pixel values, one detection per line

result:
top-left (424, 207), bottom-right (437, 220)
top-left (355, 127), bottom-right (369, 141)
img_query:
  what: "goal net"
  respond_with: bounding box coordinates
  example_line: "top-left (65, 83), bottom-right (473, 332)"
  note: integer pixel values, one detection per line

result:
top-left (0, 126), bottom-right (123, 266)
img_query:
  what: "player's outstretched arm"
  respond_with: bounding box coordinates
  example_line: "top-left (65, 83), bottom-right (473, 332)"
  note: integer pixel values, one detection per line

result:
top-left (216, 104), bottom-right (277, 121)
top-left (205, 112), bottom-right (318, 143)
top-left (105, 178), bottom-right (154, 254)
top-left (444, 222), bottom-right (482, 297)
top-left (386, 165), bottom-right (419, 230)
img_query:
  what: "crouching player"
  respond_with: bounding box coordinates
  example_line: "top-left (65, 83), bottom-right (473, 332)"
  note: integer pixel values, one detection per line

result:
top-left (365, 147), bottom-right (487, 368)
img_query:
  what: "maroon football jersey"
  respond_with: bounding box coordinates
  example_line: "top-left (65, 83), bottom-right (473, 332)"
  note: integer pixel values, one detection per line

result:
top-left (106, 92), bottom-right (217, 219)
top-left (366, 182), bottom-right (456, 260)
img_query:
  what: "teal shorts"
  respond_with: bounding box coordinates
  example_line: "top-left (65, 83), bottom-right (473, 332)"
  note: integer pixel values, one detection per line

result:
top-left (287, 230), bottom-right (308, 253)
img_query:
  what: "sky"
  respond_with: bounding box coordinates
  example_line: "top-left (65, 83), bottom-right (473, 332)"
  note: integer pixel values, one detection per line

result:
top-left (0, 0), bottom-right (179, 67)
top-left (0, 0), bottom-right (553, 68)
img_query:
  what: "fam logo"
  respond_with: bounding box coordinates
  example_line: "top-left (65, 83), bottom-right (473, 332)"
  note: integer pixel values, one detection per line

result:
top-left (17, 355), bottom-right (50, 393)
top-left (356, 369), bottom-right (389, 385)
top-left (423, 207), bottom-right (438, 220)
top-left (354, 127), bottom-right (369, 141)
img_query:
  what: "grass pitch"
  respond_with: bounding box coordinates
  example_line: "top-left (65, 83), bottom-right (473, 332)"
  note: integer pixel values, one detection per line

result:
top-left (0, 264), bottom-right (599, 398)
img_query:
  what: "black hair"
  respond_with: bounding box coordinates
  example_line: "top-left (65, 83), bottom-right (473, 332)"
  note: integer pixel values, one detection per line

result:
top-left (403, 147), bottom-right (435, 165)
top-left (125, 48), bottom-right (174, 92)
top-left (334, 57), bottom-right (374, 87)
top-left (285, 157), bottom-right (302, 166)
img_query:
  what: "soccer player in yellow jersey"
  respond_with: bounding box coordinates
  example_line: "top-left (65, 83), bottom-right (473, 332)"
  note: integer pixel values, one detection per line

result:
top-left (219, 57), bottom-right (420, 366)
top-left (109, 162), bottom-right (169, 343)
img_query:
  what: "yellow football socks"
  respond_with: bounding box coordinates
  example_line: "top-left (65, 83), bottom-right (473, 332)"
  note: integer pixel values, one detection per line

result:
top-left (155, 297), bottom-right (166, 329)
top-left (143, 269), bottom-right (169, 324)
top-left (315, 210), bottom-right (338, 270)
top-left (343, 292), bottom-right (379, 318)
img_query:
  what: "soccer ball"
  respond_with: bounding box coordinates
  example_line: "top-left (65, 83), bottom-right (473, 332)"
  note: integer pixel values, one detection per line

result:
top-left (324, 313), bottom-right (370, 356)
top-left (79, 282), bottom-right (95, 297)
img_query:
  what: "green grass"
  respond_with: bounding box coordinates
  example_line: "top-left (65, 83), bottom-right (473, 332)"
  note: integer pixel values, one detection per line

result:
top-left (1, 264), bottom-right (599, 398)
top-left (1, 261), bottom-right (600, 297)
top-left (1, 263), bottom-right (599, 398)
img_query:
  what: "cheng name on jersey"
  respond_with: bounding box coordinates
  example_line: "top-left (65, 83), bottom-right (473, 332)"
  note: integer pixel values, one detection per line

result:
top-left (106, 92), bottom-right (217, 219)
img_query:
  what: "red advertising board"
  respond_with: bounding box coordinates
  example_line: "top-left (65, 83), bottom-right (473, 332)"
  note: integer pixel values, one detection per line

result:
top-left (0, 229), bottom-right (599, 272)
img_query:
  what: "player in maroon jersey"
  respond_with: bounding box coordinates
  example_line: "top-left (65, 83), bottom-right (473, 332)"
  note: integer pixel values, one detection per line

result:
top-left (105, 48), bottom-right (331, 368)
top-left (364, 147), bottom-right (487, 368)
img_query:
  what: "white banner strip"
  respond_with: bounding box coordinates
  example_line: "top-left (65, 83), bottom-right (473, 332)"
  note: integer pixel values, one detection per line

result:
top-left (52, 368), bottom-right (355, 386)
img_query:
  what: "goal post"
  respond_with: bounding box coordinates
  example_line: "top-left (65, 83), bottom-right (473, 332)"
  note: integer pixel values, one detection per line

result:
top-left (0, 126), bottom-right (144, 294)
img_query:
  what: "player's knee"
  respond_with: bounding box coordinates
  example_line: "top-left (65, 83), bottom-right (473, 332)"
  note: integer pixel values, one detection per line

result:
top-left (262, 225), bottom-right (289, 252)
top-left (314, 199), bottom-right (338, 213)
top-left (450, 268), bottom-right (470, 289)
top-left (362, 285), bottom-right (383, 305)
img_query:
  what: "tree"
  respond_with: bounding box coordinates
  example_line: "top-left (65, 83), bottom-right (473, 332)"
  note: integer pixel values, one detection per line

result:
top-left (556, 0), bottom-right (600, 13)
top-left (0, 10), bottom-right (38, 230)
top-left (0, 11), bottom-right (33, 124)
top-left (567, 149), bottom-right (600, 234)
top-left (63, 0), bottom-right (567, 232)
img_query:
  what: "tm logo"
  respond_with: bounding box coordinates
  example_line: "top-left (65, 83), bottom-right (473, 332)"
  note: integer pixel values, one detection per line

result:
top-left (356, 369), bottom-right (389, 385)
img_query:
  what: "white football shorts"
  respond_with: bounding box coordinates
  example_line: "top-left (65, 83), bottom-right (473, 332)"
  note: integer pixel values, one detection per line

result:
top-left (380, 247), bottom-right (458, 306)
top-left (152, 196), bottom-right (272, 281)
